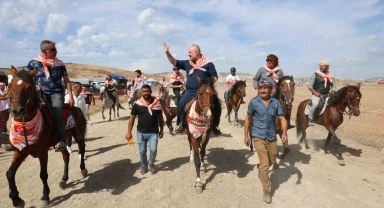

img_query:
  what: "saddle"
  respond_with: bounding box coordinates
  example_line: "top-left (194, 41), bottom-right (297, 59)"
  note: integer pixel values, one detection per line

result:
top-left (304, 95), bottom-right (329, 119)
top-left (167, 95), bottom-right (179, 108)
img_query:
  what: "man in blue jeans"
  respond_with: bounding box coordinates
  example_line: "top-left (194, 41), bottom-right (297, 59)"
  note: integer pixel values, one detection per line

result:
top-left (126, 85), bottom-right (164, 175)
top-left (27, 40), bottom-right (74, 152)
top-left (244, 80), bottom-right (288, 204)
top-left (163, 42), bottom-right (222, 135)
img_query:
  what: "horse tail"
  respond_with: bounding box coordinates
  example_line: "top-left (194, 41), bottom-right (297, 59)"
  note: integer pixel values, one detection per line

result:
top-left (296, 102), bottom-right (303, 139)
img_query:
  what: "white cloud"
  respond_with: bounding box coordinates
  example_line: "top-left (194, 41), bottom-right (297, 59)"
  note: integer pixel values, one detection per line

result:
top-left (147, 23), bottom-right (176, 34)
top-left (252, 41), bottom-right (272, 47)
top-left (368, 47), bottom-right (383, 53)
top-left (44, 13), bottom-right (69, 35)
top-left (255, 52), bottom-right (267, 58)
top-left (137, 8), bottom-right (154, 25)
top-left (77, 25), bottom-right (93, 38)
top-left (14, 39), bottom-right (27, 48)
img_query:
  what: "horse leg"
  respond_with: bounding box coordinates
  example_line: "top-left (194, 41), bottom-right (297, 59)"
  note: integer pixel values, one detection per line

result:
top-left (72, 128), bottom-right (88, 177)
top-left (278, 132), bottom-right (290, 160)
top-left (166, 118), bottom-right (174, 136)
top-left (109, 107), bottom-right (112, 121)
top-left (191, 138), bottom-right (203, 193)
top-left (327, 128), bottom-right (345, 166)
top-left (59, 150), bottom-right (70, 189)
top-left (226, 104), bottom-right (232, 124)
top-left (6, 151), bottom-right (28, 208)
top-left (102, 105), bottom-right (105, 120)
top-left (200, 135), bottom-right (210, 169)
top-left (113, 105), bottom-right (116, 119)
top-left (234, 110), bottom-right (240, 127)
top-left (188, 135), bottom-right (194, 163)
top-left (38, 151), bottom-right (50, 207)
top-left (323, 132), bottom-right (332, 154)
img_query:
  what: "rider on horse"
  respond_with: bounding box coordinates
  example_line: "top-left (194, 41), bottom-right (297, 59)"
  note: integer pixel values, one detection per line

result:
top-left (105, 75), bottom-right (117, 92)
top-left (307, 60), bottom-right (336, 126)
top-left (253, 54), bottom-right (284, 96)
top-left (225, 67), bottom-right (245, 104)
top-left (169, 66), bottom-right (185, 105)
top-left (159, 77), bottom-right (168, 97)
top-left (134, 70), bottom-right (147, 99)
top-left (164, 42), bottom-right (222, 135)
top-left (26, 40), bottom-right (74, 152)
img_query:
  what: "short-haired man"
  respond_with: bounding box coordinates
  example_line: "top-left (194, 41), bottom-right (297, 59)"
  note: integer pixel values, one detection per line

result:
top-left (134, 70), bottom-right (147, 98)
top-left (126, 85), bottom-right (164, 175)
top-left (244, 80), bottom-right (288, 204)
top-left (27, 40), bottom-right (74, 151)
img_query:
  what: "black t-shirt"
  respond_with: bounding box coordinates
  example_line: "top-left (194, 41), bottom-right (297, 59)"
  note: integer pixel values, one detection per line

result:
top-left (131, 103), bottom-right (162, 133)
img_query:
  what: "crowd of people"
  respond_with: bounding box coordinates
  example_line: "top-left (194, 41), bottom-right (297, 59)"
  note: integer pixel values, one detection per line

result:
top-left (1, 39), bottom-right (336, 205)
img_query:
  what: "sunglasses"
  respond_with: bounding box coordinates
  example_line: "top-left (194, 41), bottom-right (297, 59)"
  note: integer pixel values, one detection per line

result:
top-left (47, 48), bottom-right (57, 52)
top-left (266, 59), bottom-right (275, 63)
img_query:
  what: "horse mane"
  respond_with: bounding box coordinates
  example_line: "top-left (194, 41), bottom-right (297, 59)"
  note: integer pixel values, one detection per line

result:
top-left (328, 85), bottom-right (361, 106)
top-left (231, 80), bottom-right (246, 94)
top-left (277, 76), bottom-right (293, 85)
top-left (198, 77), bottom-right (215, 90)
top-left (17, 70), bottom-right (36, 89)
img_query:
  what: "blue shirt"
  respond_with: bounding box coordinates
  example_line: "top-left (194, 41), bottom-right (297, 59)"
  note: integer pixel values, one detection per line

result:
top-left (27, 60), bottom-right (68, 95)
top-left (175, 60), bottom-right (218, 93)
top-left (247, 96), bottom-right (284, 140)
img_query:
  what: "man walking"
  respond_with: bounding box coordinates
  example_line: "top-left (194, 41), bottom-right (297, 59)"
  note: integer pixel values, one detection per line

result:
top-left (244, 80), bottom-right (288, 204)
top-left (126, 85), bottom-right (164, 175)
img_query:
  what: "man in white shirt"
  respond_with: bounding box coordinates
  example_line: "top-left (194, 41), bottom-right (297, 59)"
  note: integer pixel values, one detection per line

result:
top-left (159, 77), bottom-right (168, 97)
top-left (225, 67), bottom-right (245, 104)
top-left (64, 82), bottom-right (88, 159)
top-left (134, 70), bottom-right (147, 98)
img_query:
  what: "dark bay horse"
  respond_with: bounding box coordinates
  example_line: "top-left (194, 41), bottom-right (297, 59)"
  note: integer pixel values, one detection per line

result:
top-left (7, 66), bottom-right (87, 207)
top-left (296, 84), bottom-right (362, 165)
top-left (249, 76), bottom-right (295, 159)
top-left (224, 80), bottom-right (246, 127)
top-left (158, 85), bottom-right (178, 135)
top-left (186, 77), bottom-right (215, 194)
top-left (100, 85), bottom-right (125, 121)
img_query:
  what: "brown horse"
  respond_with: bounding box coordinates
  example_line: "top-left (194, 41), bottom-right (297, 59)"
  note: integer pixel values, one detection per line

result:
top-left (6, 66), bottom-right (87, 207)
top-left (249, 76), bottom-right (295, 159)
top-left (224, 80), bottom-right (246, 127)
top-left (296, 84), bottom-right (362, 165)
top-left (186, 77), bottom-right (215, 194)
top-left (158, 85), bottom-right (178, 135)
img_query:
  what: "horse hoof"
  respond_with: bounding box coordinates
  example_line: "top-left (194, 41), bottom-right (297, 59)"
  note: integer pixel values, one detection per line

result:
top-left (102, 117), bottom-right (105, 120)
top-left (59, 180), bottom-right (66, 189)
top-left (41, 199), bottom-right (49, 207)
top-left (194, 182), bottom-right (204, 194)
top-left (338, 159), bottom-right (345, 166)
top-left (81, 169), bottom-right (88, 178)
top-left (14, 199), bottom-right (25, 208)
top-left (278, 147), bottom-right (290, 159)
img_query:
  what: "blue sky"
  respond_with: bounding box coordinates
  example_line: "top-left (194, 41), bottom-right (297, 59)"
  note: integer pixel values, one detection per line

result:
top-left (0, 0), bottom-right (384, 79)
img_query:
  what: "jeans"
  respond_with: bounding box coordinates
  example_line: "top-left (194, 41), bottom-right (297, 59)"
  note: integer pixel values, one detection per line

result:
top-left (176, 91), bottom-right (221, 128)
top-left (308, 94), bottom-right (321, 120)
top-left (45, 93), bottom-right (64, 142)
top-left (137, 131), bottom-right (159, 168)
top-left (225, 87), bottom-right (232, 102)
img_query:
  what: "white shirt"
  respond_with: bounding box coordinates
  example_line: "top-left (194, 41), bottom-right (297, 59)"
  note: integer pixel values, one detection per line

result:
top-left (134, 77), bottom-right (147, 89)
top-left (159, 80), bottom-right (168, 88)
top-left (226, 74), bottom-right (240, 85)
top-left (0, 90), bottom-right (10, 111)
top-left (64, 93), bottom-right (88, 121)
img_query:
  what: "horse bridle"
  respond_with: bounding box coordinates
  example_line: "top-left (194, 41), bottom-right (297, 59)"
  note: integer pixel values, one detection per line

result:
top-left (280, 82), bottom-right (294, 107)
top-left (341, 91), bottom-right (360, 116)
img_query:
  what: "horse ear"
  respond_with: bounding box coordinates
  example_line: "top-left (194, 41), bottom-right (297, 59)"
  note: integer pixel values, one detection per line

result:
top-left (11, 65), bottom-right (17, 78)
top-left (356, 82), bottom-right (361, 89)
top-left (196, 76), bottom-right (201, 83)
top-left (244, 79), bottom-right (246, 83)
top-left (29, 67), bottom-right (37, 78)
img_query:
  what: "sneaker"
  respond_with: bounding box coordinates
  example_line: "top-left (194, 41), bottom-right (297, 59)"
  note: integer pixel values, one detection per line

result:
top-left (308, 119), bottom-right (315, 126)
top-left (66, 146), bottom-right (72, 153)
top-left (263, 192), bottom-right (272, 204)
top-left (149, 165), bottom-right (157, 175)
top-left (55, 141), bottom-right (67, 152)
top-left (140, 167), bottom-right (148, 175)
top-left (174, 124), bottom-right (183, 133)
top-left (212, 127), bottom-right (222, 135)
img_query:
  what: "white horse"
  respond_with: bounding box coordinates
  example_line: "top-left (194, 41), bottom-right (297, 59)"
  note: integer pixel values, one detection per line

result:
top-left (100, 86), bottom-right (124, 121)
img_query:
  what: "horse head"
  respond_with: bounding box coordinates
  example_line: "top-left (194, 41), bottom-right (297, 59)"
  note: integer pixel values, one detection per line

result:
top-left (8, 66), bottom-right (37, 121)
top-left (328, 84), bottom-right (362, 117)
top-left (233, 80), bottom-right (247, 98)
top-left (278, 76), bottom-right (295, 108)
top-left (196, 76), bottom-right (215, 120)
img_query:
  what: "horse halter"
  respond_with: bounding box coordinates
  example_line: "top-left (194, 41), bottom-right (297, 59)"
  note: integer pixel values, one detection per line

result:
top-left (196, 85), bottom-right (214, 112)
top-left (9, 78), bottom-right (36, 122)
top-left (237, 83), bottom-right (246, 97)
top-left (280, 80), bottom-right (294, 107)
top-left (342, 90), bottom-right (360, 116)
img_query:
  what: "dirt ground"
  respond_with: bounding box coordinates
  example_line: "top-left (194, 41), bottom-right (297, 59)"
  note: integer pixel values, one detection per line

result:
top-left (0, 86), bottom-right (383, 208)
